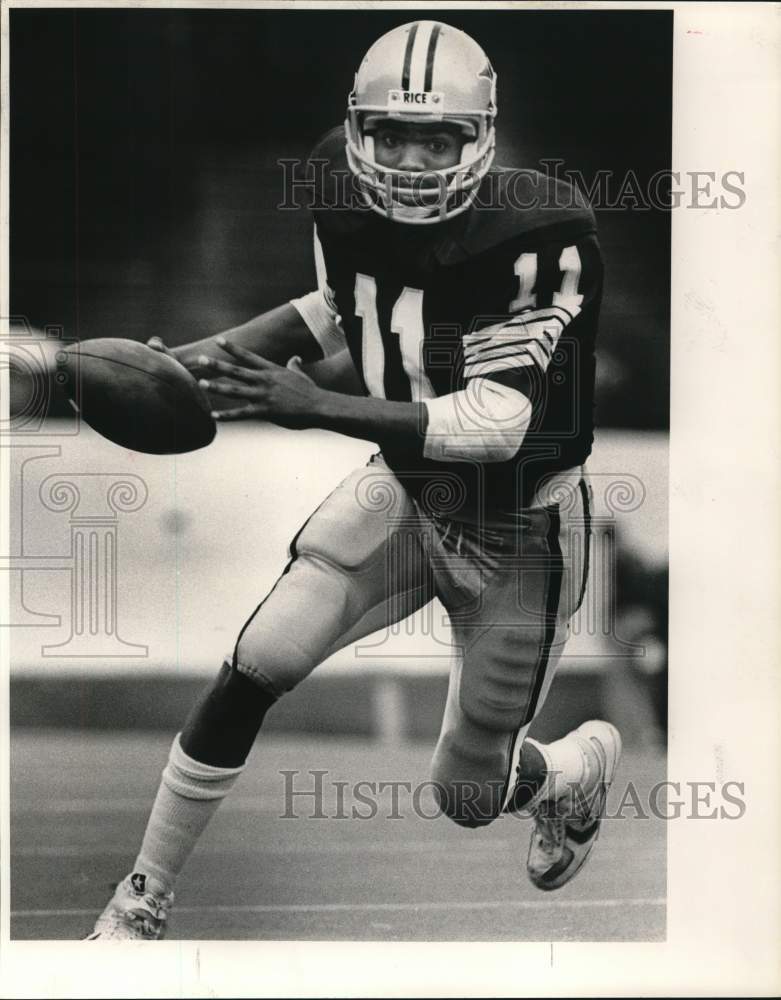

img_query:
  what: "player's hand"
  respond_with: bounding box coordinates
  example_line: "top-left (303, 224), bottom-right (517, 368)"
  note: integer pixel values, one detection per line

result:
top-left (146, 336), bottom-right (176, 359)
top-left (147, 337), bottom-right (210, 376)
top-left (197, 338), bottom-right (326, 428)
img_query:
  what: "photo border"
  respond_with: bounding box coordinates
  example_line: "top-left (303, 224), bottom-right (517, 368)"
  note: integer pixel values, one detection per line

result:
top-left (0, 1), bottom-right (778, 997)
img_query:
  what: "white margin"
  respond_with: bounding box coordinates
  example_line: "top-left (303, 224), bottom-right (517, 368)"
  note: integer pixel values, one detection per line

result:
top-left (0, 1), bottom-right (779, 998)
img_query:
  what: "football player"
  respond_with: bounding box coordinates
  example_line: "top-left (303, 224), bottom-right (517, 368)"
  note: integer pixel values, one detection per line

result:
top-left (87, 20), bottom-right (621, 940)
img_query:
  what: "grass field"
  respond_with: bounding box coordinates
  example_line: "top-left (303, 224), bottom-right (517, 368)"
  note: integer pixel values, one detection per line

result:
top-left (10, 730), bottom-right (666, 942)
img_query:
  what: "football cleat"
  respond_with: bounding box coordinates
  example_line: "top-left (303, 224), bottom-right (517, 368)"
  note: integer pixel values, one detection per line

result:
top-left (526, 720), bottom-right (622, 891)
top-left (84, 872), bottom-right (173, 940)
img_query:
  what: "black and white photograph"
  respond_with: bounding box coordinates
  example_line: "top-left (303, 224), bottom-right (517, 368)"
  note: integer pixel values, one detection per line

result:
top-left (1, 1), bottom-right (778, 996)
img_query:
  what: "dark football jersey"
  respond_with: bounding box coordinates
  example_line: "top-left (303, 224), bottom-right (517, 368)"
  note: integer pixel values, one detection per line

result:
top-left (308, 127), bottom-right (603, 523)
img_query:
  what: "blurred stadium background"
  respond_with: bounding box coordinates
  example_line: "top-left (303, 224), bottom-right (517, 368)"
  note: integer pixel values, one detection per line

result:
top-left (6, 8), bottom-right (670, 940)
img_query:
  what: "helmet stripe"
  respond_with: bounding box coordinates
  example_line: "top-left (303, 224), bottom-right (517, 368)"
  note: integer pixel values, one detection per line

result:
top-left (409, 21), bottom-right (433, 91)
top-left (400, 22), bottom-right (419, 91)
top-left (423, 22), bottom-right (442, 92)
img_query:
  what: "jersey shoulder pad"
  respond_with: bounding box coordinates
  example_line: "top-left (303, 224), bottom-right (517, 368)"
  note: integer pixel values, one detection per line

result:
top-left (308, 125), bottom-right (369, 236)
top-left (308, 125), bottom-right (348, 176)
top-left (442, 167), bottom-right (597, 263)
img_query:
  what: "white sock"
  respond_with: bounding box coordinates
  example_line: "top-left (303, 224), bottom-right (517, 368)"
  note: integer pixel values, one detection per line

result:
top-left (526, 733), bottom-right (598, 804)
top-left (132, 734), bottom-right (244, 892)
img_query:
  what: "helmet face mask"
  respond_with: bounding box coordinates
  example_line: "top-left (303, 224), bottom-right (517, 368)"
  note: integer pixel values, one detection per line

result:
top-left (344, 21), bottom-right (497, 225)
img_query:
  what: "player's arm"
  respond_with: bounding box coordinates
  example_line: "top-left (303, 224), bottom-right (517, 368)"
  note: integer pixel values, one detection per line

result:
top-left (198, 233), bottom-right (598, 455)
top-left (395, 232), bottom-right (604, 464)
top-left (200, 233), bottom-right (602, 457)
top-left (199, 346), bottom-right (535, 461)
top-left (198, 339), bottom-right (426, 450)
top-left (200, 341), bottom-right (549, 459)
top-left (159, 222), bottom-right (350, 375)
top-left (159, 303), bottom-right (326, 373)
top-left (298, 348), bottom-right (364, 395)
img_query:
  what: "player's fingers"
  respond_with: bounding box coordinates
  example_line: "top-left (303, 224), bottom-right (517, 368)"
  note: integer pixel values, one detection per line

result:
top-left (197, 356), bottom-right (260, 384)
top-left (147, 336), bottom-right (175, 357)
top-left (211, 404), bottom-right (262, 422)
top-left (286, 355), bottom-right (315, 382)
top-left (198, 378), bottom-right (260, 398)
top-left (216, 337), bottom-right (277, 370)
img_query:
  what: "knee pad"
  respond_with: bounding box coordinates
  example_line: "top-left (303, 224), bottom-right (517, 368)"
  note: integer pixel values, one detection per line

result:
top-left (220, 656), bottom-right (279, 704)
top-left (232, 554), bottom-right (351, 696)
top-left (429, 731), bottom-right (507, 829)
top-left (233, 622), bottom-right (317, 698)
top-left (292, 476), bottom-right (396, 574)
top-left (459, 635), bottom-right (547, 733)
top-left (459, 680), bottom-right (534, 733)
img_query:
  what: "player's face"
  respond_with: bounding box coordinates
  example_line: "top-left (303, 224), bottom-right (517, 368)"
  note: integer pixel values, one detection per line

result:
top-left (372, 122), bottom-right (464, 172)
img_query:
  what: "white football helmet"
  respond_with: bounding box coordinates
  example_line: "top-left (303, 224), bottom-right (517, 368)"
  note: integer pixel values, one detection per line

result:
top-left (345, 21), bottom-right (497, 225)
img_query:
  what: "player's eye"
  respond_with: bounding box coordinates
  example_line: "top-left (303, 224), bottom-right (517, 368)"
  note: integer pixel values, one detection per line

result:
top-left (428, 140), bottom-right (448, 154)
top-left (380, 133), bottom-right (399, 149)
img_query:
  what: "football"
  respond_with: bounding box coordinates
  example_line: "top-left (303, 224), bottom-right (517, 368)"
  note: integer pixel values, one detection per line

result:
top-left (63, 338), bottom-right (216, 454)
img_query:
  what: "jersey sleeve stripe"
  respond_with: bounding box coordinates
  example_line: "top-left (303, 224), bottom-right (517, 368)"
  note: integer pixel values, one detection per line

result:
top-left (464, 342), bottom-right (553, 367)
top-left (464, 321), bottom-right (562, 365)
top-left (508, 304), bottom-right (579, 325)
top-left (289, 289), bottom-right (347, 358)
top-left (313, 226), bottom-right (338, 311)
top-left (504, 311), bottom-right (575, 330)
top-left (464, 339), bottom-right (552, 376)
top-left (464, 336), bottom-right (553, 357)
top-left (464, 354), bottom-right (540, 378)
top-left (521, 341), bottom-right (551, 370)
top-left (290, 224), bottom-right (347, 358)
top-left (463, 312), bottom-right (570, 348)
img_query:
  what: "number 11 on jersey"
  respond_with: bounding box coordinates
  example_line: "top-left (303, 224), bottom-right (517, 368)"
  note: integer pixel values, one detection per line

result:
top-left (354, 274), bottom-right (435, 402)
